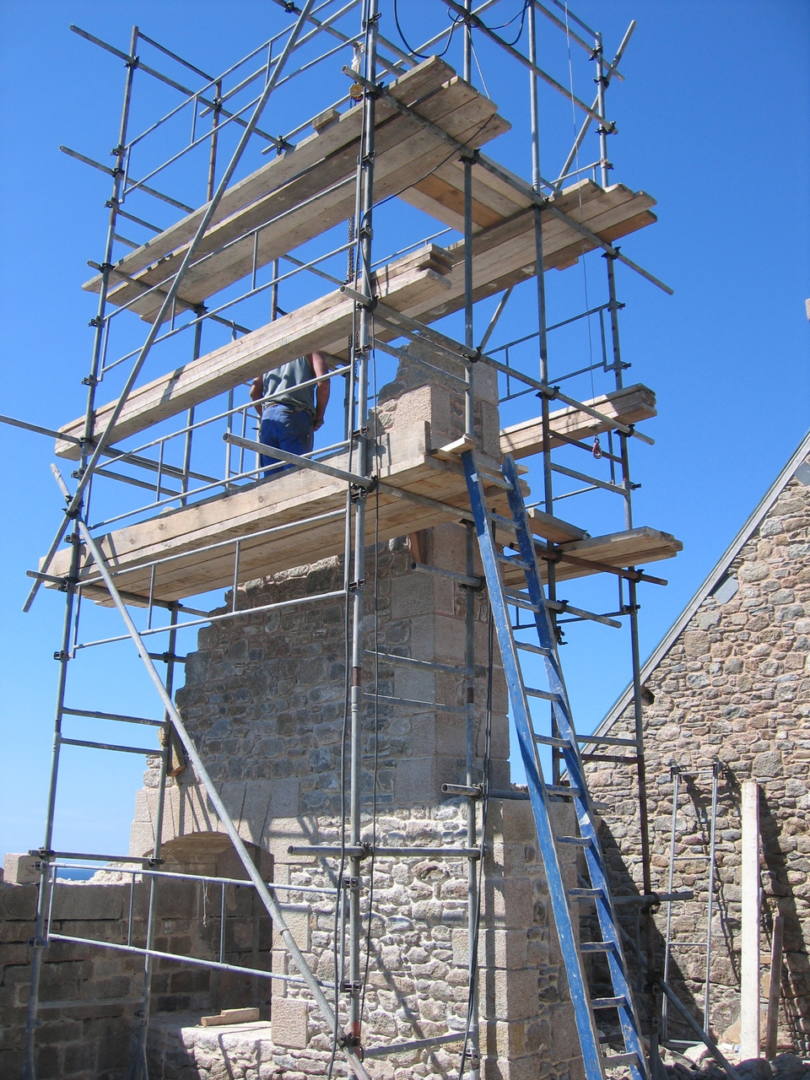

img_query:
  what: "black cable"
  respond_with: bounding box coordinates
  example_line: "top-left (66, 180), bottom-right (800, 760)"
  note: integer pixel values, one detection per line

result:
top-left (392, 0), bottom-right (463, 60)
top-left (479, 0), bottom-right (531, 46)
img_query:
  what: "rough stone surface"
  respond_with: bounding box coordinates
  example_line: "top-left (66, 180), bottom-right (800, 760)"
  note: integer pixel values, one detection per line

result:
top-left (586, 459), bottom-right (810, 1053)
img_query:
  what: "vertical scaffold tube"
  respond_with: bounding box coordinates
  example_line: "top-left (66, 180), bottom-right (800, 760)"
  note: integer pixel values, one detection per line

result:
top-left (347, 0), bottom-right (379, 1056)
top-left (464, 524), bottom-right (480, 1078)
top-left (528, 4), bottom-right (561, 781)
top-left (596, 33), bottom-right (657, 1075)
top-left (130, 612), bottom-right (177, 1079)
top-left (462, 0), bottom-right (475, 440)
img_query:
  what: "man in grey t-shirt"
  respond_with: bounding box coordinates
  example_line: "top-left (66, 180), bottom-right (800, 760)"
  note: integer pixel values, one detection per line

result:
top-left (250, 352), bottom-right (330, 476)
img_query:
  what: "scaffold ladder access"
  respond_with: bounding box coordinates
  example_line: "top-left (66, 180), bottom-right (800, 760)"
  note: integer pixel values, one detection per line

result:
top-left (463, 450), bottom-right (649, 1080)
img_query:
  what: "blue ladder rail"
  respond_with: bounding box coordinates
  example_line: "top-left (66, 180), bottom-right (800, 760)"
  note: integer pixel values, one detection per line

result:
top-left (463, 450), bottom-right (649, 1080)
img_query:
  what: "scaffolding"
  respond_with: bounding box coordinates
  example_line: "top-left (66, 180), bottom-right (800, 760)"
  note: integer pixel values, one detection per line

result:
top-left (14, 3), bottom-right (683, 1077)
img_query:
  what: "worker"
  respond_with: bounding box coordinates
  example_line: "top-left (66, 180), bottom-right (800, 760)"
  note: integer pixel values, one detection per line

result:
top-left (250, 353), bottom-right (330, 477)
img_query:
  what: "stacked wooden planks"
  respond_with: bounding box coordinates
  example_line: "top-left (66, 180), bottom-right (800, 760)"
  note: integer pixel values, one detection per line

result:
top-left (499, 384), bottom-right (656, 459)
top-left (45, 425), bottom-right (504, 605)
top-left (56, 186), bottom-right (655, 458)
top-left (45, 429), bottom-right (679, 606)
top-left (83, 56), bottom-right (510, 323)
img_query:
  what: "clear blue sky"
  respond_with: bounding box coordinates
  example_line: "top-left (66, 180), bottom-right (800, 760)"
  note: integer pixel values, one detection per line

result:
top-left (0, 1), bottom-right (807, 860)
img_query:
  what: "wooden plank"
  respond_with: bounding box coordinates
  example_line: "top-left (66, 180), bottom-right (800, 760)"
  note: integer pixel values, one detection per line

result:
top-left (47, 423), bottom-right (506, 605)
top-left (499, 526), bottom-right (681, 588)
top-left (96, 77), bottom-right (509, 321)
top-left (200, 1008), bottom-right (261, 1027)
top-left (402, 156), bottom-right (528, 230)
top-left (56, 182), bottom-right (657, 458)
top-left (526, 508), bottom-right (588, 545)
top-left (500, 385), bottom-right (657, 459)
top-left (84, 57), bottom-right (460, 291)
top-left (55, 258), bottom-right (447, 457)
top-left (554, 527), bottom-right (681, 580)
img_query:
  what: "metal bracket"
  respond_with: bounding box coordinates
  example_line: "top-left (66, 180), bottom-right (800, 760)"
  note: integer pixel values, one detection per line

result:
top-left (537, 384), bottom-right (561, 401)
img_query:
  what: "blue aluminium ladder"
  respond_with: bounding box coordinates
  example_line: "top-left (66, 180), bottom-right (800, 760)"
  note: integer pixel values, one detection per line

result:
top-left (463, 450), bottom-right (649, 1080)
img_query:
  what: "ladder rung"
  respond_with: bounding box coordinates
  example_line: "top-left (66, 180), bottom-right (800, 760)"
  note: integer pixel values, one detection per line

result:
top-left (591, 996), bottom-right (627, 1010)
top-left (568, 887), bottom-right (602, 900)
top-left (545, 785), bottom-right (582, 798)
top-left (534, 734), bottom-right (570, 749)
top-left (603, 1052), bottom-right (642, 1069)
top-left (526, 686), bottom-right (561, 702)
top-left (498, 552), bottom-right (530, 571)
top-left (577, 734), bottom-right (638, 747)
top-left (488, 511), bottom-right (517, 532)
top-left (557, 835), bottom-right (592, 847)
top-left (516, 641), bottom-right (551, 657)
top-left (478, 469), bottom-right (514, 491)
top-left (672, 854), bottom-right (711, 861)
top-left (668, 940), bottom-right (709, 947)
top-left (580, 941), bottom-right (615, 954)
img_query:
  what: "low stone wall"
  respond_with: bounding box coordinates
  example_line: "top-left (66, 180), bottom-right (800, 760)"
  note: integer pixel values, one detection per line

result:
top-left (0, 857), bottom-right (273, 1079)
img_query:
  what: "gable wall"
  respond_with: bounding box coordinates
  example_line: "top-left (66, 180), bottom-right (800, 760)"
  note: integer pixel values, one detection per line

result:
top-left (586, 459), bottom-right (810, 1051)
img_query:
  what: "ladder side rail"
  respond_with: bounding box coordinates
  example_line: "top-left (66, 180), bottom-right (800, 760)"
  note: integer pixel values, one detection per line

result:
top-left (501, 455), bottom-right (647, 1080)
top-left (463, 452), bottom-right (605, 1080)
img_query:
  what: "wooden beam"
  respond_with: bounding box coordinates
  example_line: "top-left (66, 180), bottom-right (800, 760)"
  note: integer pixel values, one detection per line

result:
top-left (764, 913), bottom-right (783, 1058)
top-left (55, 254), bottom-right (446, 457)
top-left (500, 384), bottom-right (656, 459)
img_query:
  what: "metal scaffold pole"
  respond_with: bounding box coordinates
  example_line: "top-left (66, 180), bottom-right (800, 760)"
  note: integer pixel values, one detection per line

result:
top-left (345, 0), bottom-right (379, 1059)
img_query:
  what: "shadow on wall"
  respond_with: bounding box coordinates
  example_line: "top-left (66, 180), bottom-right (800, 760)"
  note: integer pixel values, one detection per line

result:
top-left (592, 814), bottom-right (704, 1044)
top-left (596, 771), bottom-right (810, 1054)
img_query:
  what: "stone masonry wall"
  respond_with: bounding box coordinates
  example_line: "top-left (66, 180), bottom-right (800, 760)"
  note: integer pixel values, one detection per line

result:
top-left (126, 350), bottom-right (584, 1077)
top-left (585, 460), bottom-right (810, 1051)
top-left (130, 524), bottom-right (582, 1078)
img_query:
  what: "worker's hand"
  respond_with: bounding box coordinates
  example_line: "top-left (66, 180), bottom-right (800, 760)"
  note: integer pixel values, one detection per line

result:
top-left (314, 416), bottom-right (325, 430)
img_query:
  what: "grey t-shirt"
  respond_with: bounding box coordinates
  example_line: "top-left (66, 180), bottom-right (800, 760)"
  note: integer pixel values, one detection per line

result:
top-left (261, 356), bottom-right (315, 418)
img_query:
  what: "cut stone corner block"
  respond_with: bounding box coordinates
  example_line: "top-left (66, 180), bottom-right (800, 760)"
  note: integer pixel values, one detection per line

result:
top-left (270, 995), bottom-right (310, 1049)
top-left (3, 852), bottom-right (40, 885)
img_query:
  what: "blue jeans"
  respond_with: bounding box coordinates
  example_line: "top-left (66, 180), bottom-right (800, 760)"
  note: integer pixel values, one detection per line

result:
top-left (259, 405), bottom-right (314, 477)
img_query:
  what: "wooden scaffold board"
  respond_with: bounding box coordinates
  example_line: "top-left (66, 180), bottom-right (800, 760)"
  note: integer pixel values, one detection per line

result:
top-left (83, 56), bottom-right (510, 323)
top-left (57, 184), bottom-right (655, 457)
